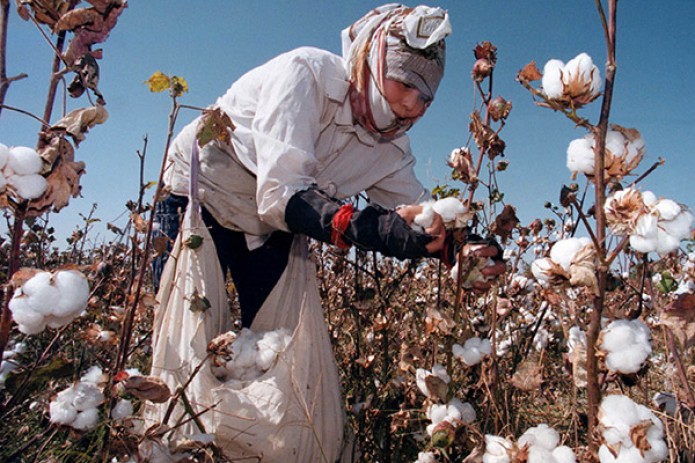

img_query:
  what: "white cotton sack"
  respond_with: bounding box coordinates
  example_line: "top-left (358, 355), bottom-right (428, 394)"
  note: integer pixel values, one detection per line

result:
top-left (0, 143), bottom-right (9, 170)
top-left (53, 270), bottom-right (90, 317)
top-left (7, 173), bottom-right (47, 200)
top-left (7, 146), bottom-right (43, 175)
top-left (542, 59), bottom-right (565, 99)
top-left (566, 136), bottom-right (595, 175)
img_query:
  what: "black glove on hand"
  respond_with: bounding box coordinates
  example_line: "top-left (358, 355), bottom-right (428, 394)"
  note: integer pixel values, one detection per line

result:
top-left (285, 187), bottom-right (433, 260)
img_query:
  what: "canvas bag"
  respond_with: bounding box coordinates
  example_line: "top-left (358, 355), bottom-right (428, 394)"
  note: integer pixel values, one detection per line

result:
top-left (144, 141), bottom-right (347, 462)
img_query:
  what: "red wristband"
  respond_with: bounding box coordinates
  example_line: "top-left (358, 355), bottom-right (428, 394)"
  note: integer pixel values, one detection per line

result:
top-left (331, 204), bottom-right (354, 249)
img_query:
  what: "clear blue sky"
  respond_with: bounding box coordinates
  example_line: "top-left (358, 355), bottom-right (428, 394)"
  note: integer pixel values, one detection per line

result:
top-left (1, 1), bottom-right (693, 245)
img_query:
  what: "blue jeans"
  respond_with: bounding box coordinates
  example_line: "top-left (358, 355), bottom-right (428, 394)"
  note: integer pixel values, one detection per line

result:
top-left (152, 194), bottom-right (293, 327)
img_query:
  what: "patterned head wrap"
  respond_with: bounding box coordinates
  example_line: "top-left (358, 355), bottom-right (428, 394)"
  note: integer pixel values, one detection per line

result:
top-left (342, 4), bottom-right (451, 137)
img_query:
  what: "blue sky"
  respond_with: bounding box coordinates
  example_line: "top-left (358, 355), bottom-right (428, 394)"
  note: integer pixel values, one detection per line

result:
top-left (1, 1), bottom-right (694, 245)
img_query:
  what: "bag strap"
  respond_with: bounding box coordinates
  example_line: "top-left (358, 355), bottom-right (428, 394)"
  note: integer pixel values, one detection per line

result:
top-left (189, 138), bottom-right (201, 212)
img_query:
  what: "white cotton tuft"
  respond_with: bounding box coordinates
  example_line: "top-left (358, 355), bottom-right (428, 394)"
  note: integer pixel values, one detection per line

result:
top-left (527, 447), bottom-right (555, 463)
top-left (255, 328), bottom-right (290, 371)
top-left (111, 399), bottom-right (134, 420)
top-left (660, 210), bottom-right (693, 242)
top-left (566, 136), bottom-right (594, 175)
top-left (604, 130), bottom-right (626, 158)
top-left (72, 407), bottom-right (100, 430)
top-left (416, 451), bottom-right (437, 463)
top-left (654, 199), bottom-right (681, 221)
top-left (81, 365), bottom-right (104, 385)
top-left (9, 296), bottom-right (46, 334)
top-left (518, 423), bottom-right (560, 451)
top-left (600, 319), bottom-right (651, 374)
top-left (0, 143), bottom-right (9, 169)
top-left (49, 400), bottom-right (78, 425)
top-left (552, 446), bottom-right (577, 463)
top-left (563, 53), bottom-right (602, 97)
top-left (542, 59), bottom-right (565, 99)
top-left (641, 191), bottom-right (658, 207)
top-left (531, 257), bottom-right (553, 283)
top-left (8, 173), bottom-right (47, 200)
top-left (431, 363), bottom-right (451, 383)
top-left (413, 202), bottom-right (435, 230)
top-left (550, 237), bottom-right (591, 272)
top-left (432, 197), bottom-right (466, 222)
top-left (53, 270), bottom-right (90, 317)
top-left (20, 271), bottom-right (59, 316)
top-left (483, 434), bottom-right (514, 463)
top-left (7, 146), bottom-right (43, 175)
top-left (453, 337), bottom-right (492, 366)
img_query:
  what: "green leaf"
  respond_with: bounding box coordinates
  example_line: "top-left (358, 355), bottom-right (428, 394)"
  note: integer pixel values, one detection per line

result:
top-left (185, 234), bottom-right (204, 250)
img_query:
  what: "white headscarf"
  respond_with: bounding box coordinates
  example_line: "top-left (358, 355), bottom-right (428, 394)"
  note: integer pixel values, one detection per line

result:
top-left (341, 4), bottom-right (451, 137)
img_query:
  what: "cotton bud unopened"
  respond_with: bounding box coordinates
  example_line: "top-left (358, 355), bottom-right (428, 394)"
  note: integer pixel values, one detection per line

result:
top-left (452, 337), bottom-right (492, 366)
top-left (542, 53), bottom-right (601, 107)
top-left (49, 366), bottom-right (105, 431)
top-left (598, 394), bottom-right (668, 462)
top-left (9, 269), bottom-right (90, 334)
top-left (598, 319), bottom-right (652, 374)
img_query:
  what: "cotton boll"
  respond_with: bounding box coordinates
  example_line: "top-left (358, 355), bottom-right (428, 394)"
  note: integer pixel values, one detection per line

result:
top-left (432, 197), bottom-right (466, 222)
top-left (654, 199), bottom-right (681, 221)
top-left (111, 399), bottom-right (134, 420)
top-left (550, 237), bottom-right (591, 272)
top-left (44, 312), bottom-right (79, 329)
top-left (21, 271), bottom-right (59, 316)
top-left (629, 234), bottom-right (657, 254)
top-left (413, 202), bottom-right (435, 231)
top-left (53, 270), bottom-right (90, 317)
top-left (483, 435), bottom-right (513, 463)
top-left (604, 130), bottom-right (626, 158)
top-left (81, 365), bottom-right (105, 385)
top-left (0, 143), bottom-right (9, 169)
top-left (542, 59), bottom-right (565, 99)
top-left (552, 446), bottom-right (577, 463)
top-left (655, 228), bottom-right (682, 256)
top-left (531, 258), bottom-right (553, 282)
top-left (527, 447), bottom-right (556, 463)
top-left (427, 403), bottom-right (449, 425)
top-left (72, 407), bottom-right (100, 430)
top-left (641, 191), bottom-right (658, 207)
top-left (564, 53), bottom-right (595, 86)
top-left (416, 451), bottom-right (437, 463)
top-left (518, 424), bottom-right (560, 451)
top-left (8, 146), bottom-right (43, 175)
top-left (50, 399), bottom-right (78, 425)
top-left (659, 210), bottom-right (693, 241)
top-left (72, 382), bottom-right (104, 411)
top-left (566, 137), bottom-right (595, 175)
top-left (9, 297), bottom-right (46, 334)
top-left (431, 364), bottom-right (450, 383)
top-left (8, 173), bottom-right (47, 200)
top-left (448, 398), bottom-right (475, 423)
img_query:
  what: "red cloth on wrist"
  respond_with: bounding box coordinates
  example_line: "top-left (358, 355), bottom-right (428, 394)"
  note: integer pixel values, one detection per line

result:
top-left (331, 204), bottom-right (354, 249)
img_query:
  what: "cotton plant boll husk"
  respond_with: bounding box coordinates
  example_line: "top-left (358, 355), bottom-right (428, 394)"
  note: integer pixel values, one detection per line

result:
top-left (20, 271), bottom-right (59, 316)
top-left (542, 59), bottom-right (564, 99)
top-left (549, 237), bottom-right (591, 272)
top-left (72, 407), bottom-right (100, 430)
top-left (566, 136), bottom-right (595, 175)
top-left (53, 269), bottom-right (90, 317)
top-left (111, 399), bottom-right (134, 420)
top-left (0, 143), bottom-right (9, 169)
top-left (432, 197), bottom-right (466, 222)
top-left (552, 446), bottom-right (577, 463)
top-left (564, 53), bottom-right (601, 95)
top-left (8, 173), bottom-right (47, 200)
top-left (483, 435), bottom-right (514, 463)
top-left (7, 146), bottom-right (43, 175)
top-left (518, 423), bottom-right (560, 451)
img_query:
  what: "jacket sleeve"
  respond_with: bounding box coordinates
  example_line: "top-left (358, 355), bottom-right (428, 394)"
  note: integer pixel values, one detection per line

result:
top-left (285, 187), bottom-right (433, 260)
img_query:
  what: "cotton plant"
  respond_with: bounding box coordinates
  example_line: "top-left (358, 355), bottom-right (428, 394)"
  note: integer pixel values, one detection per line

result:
top-left (541, 52), bottom-right (602, 107)
top-left (531, 236), bottom-right (598, 292)
top-left (0, 143), bottom-right (47, 201)
top-left (598, 394), bottom-right (668, 462)
top-left (566, 125), bottom-right (645, 181)
top-left (49, 366), bottom-right (105, 431)
top-left (452, 336), bottom-right (492, 366)
top-left (482, 424), bottom-right (577, 463)
top-left (9, 269), bottom-right (91, 335)
top-left (598, 319), bottom-right (652, 375)
top-left (426, 398), bottom-right (476, 447)
top-left (208, 327), bottom-right (292, 382)
top-left (605, 187), bottom-right (693, 257)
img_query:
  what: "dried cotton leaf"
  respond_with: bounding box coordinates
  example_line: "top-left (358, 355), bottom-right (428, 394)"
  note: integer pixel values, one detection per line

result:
top-left (660, 293), bottom-right (695, 348)
top-left (123, 375), bottom-right (172, 403)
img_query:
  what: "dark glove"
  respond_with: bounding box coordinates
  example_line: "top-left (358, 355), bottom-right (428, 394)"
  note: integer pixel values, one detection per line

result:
top-left (284, 187), bottom-right (433, 260)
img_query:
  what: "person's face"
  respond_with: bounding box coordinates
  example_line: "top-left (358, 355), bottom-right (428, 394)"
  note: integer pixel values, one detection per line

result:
top-left (381, 79), bottom-right (431, 126)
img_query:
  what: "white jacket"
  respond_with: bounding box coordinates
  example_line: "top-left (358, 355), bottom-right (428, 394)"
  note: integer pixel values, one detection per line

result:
top-left (164, 46), bottom-right (429, 240)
